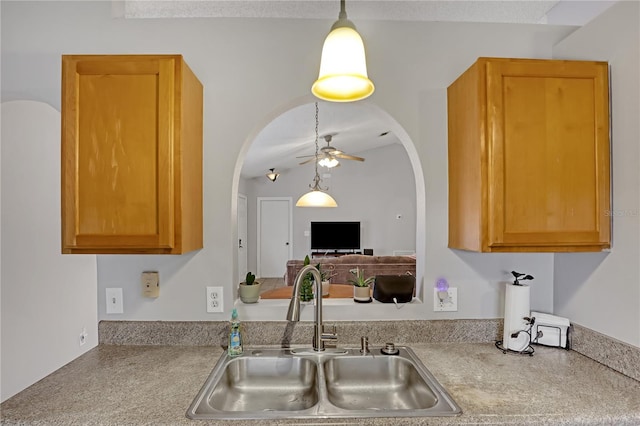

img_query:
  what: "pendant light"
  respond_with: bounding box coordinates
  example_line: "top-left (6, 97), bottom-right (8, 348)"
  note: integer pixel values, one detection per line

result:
top-left (296, 103), bottom-right (338, 208)
top-left (311, 0), bottom-right (374, 102)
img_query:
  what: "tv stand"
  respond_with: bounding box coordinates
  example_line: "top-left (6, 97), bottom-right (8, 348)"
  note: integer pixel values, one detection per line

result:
top-left (311, 250), bottom-right (361, 258)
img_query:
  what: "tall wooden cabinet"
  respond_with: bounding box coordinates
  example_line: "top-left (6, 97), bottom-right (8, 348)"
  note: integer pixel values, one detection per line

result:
top-left (447, 57), bottom-right (610, 252)
top-left (61, 55), bottom-right (203, 254)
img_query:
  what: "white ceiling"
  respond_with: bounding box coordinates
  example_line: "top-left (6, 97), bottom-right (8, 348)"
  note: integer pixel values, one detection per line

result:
top-left (118, 0), bottom-right (615, 179)
top-left (122, 1), bottom-right (612, 25)
top-left (242, 101), bottom-right (398, 178)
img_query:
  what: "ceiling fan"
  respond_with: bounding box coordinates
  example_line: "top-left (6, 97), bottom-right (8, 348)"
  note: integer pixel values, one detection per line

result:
top-left (298, 134), bottom-right (365, 168)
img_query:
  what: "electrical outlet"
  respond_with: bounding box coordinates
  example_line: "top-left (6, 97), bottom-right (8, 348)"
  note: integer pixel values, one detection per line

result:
top-left (79, 327), bottom-right (88, 346)
top-left (106, 288), bottom-right (124, 314)
top-left (434, 288), bottom-right (458, 312)
top-left (141, 271), bottom-right (160, 298)
top-left (206, 286), bottom-right (224, 313)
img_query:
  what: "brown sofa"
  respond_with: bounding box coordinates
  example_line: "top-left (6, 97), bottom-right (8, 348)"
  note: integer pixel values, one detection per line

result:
top-left (285, 254), bottom-right (416, 286)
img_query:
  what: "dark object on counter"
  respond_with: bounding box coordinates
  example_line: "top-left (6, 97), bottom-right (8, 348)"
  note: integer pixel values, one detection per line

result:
top-left (373, 274), bottom-right (415, 303)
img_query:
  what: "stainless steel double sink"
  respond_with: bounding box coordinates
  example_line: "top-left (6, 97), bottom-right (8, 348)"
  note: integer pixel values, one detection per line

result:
top-left (187, 346), bottom-right (462, 420)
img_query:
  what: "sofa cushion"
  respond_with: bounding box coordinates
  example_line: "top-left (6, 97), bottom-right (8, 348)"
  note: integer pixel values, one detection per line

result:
top-left (285, 255), bottom-right (416, 286)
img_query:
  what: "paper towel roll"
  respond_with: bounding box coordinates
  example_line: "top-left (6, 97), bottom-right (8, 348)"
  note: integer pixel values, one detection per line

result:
top-left (503, 283), bottom-right (531, 351)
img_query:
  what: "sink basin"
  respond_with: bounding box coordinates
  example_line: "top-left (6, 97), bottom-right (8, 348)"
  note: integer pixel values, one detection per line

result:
top-left (187, 347), bottom-right (461, 420)
top-left (204, 356), bottom-right (318, 412)
top-left (324, 354), bottom-right (438, 410)
top-left (189, 351), bottom-right (318, 416)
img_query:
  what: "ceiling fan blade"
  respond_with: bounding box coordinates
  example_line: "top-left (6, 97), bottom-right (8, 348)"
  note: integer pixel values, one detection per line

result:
top-left (335, 153), bottom-right (365, 162)
top-left (296, 154), bottom-right (316, 159)
top-left (298, 157), bottom-right (317, 165)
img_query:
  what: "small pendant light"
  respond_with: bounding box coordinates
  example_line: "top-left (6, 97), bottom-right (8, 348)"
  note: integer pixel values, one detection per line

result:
top-left (296, 102), bottom-right (338, 207)
top-left (311, 0), bottom-right (374, 102)
top-left (265, 168), bottom-right (280, 182)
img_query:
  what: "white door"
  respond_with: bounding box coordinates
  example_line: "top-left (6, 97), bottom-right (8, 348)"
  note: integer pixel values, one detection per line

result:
top-left (237, 194), bottom-right (248, 282)
top-left (257, 197), bottom-right (292, 278)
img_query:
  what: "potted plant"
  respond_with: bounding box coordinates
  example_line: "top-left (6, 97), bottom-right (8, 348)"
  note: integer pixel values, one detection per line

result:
top-left (299, 256), bottom-right (314, 302)
top-left (239, 272), bottom-right (261, 303)
top-left (316, 263), bottom-right (332, 297)
top-left (349, 267), bottom-right (374, 303)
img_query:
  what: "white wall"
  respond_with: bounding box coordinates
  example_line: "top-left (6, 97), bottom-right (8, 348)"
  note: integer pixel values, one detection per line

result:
top-left (244, 143), bottom-right (416, 268)
top-left (552, 1), bottom-right (640, 347)
top-left (0, 101), bottom-right (98, 402)
top-left (1, 1), bottom-right (573, 323)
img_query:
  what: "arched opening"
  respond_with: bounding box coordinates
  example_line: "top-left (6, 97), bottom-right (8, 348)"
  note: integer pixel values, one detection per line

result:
top-left (231, 95), bottom-right (426, 320)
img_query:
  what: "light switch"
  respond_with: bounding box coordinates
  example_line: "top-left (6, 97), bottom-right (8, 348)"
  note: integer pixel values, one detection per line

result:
top-left (141, 271), bottom-right (160, 298)
top-left (106, 288), bottom-right (124, 314)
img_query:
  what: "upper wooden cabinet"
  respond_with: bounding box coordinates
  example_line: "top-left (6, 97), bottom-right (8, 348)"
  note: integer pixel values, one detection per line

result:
top-left (447, 57), bottom-right (610, 252)
top-left (61, 55), bottom-right (203, 254)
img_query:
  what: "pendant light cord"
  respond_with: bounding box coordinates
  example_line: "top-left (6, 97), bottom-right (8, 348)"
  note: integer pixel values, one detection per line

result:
top-left (314, 102), bottom-right (320, 184)
top-left (339, 0), bottom-right (347, 19)
top-left (311, 102), bottom-right (327, 191)
top-left (331, 0), bottom-right (355, 31)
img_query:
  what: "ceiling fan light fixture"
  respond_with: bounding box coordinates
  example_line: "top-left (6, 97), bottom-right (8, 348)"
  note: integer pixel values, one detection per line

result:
top-left (266, 168), bottom-right (280, 182)
top-left (311, 0), bottom-right (374, 102)
top-left (318, 157), bottom-right (340, 168)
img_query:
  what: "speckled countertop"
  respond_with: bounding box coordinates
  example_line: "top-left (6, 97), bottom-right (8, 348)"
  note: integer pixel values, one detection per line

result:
top-left (2, 342), bottom-right (639, 426)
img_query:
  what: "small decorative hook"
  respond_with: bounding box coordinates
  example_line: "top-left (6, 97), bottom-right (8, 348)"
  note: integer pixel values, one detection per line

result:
top-left (511, 271), bottom-right (534, 285)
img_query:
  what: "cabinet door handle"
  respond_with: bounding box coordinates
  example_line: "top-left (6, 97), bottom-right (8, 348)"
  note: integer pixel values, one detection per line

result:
top-left (239, 239), bottom-right (243, 248)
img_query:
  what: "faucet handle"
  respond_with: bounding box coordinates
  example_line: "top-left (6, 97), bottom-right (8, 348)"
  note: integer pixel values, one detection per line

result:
top-left (320, 325), bottom-right (337, 342)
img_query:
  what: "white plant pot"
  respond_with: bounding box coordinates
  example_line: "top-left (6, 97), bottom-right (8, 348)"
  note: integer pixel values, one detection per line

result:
top-left (321, 280), bottom-right (331, 297)
top-left (353, 286), bottom-right (371, 303)
top-left (239, 282), bottom-right (261, 303)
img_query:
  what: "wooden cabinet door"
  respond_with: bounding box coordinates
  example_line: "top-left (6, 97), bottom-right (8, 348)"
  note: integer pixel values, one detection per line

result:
top-left (485, 60), bottom-right (610, 250)
top-left (62, 57), bottom-right (177, 252)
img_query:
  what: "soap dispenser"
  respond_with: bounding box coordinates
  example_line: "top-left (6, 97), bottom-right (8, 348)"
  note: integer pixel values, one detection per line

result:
top-left (228, 308), bottom-right (243, 357)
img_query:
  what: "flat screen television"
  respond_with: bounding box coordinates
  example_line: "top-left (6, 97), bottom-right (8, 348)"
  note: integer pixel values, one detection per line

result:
top-left (311, 221), bottom-right (360, 251)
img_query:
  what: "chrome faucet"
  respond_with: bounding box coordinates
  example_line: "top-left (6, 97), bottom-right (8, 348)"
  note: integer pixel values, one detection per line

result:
top-left (286, 264), bottom-right (337, 351)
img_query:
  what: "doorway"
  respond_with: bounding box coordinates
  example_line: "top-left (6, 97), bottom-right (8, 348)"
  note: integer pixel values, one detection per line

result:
top-left (257, 197), bottom-right (293, 278)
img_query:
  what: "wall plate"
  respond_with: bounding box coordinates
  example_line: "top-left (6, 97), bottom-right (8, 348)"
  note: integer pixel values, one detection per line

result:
top-left (206, 286), bottom-right (224, 313)
top-left (106, 288), bottom-right (124, 314)
top-left (434, 288), bottom-right (458, 312)
top-left (141, 271), bottom-right (160, 298)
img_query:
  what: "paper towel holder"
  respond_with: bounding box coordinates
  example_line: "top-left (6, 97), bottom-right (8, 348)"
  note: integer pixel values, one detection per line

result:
top-left (495, 316), bottom-right (537, 356)
top-left (495, 271), bottom-right (536, 356)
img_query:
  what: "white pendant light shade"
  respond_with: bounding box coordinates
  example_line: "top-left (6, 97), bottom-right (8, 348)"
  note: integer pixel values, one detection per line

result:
top-left (311, 0), bottom-right (374, 103)
top-left (312, 26), bottom-right (374, 102)
top-left (296, 190), bottom-right (338, 208)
